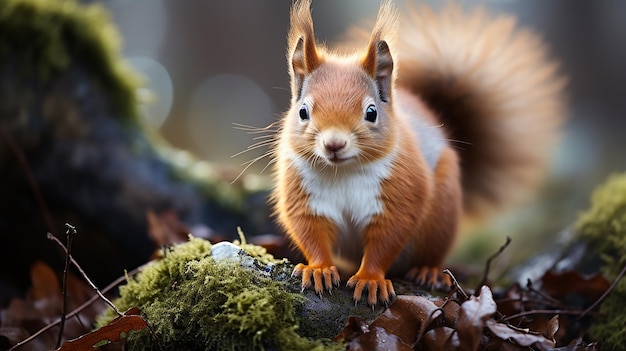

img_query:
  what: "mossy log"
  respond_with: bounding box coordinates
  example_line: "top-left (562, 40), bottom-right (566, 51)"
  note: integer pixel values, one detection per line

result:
top-left (97, 237), bottom-right (382, 351)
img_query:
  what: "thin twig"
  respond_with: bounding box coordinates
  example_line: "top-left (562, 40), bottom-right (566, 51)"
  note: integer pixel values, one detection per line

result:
top-left (496, 297), bottom-right (573, 310)
top-left (443, 269), bottom-right (468, 300)
top-left (576, 260), bottom-right (626, 321)
top-left (477, 236), bottom-right (511, 291)
top-left (501, 309), bottom-right (588, 322)
top-left (504, 323), bottom-right (542, 334)
top-left (0, 123), bottom-right (55, 232)
top-left (526, 278), bottom-right (563, 307)
top-left (8, 263), bottom-right (148, 351)
top-left (56, 224), bottom-right (76, 348)
top-left (496, 280), bottom-right (578, 326)
top-left (413, 307), bottom-right (444, 347)
top-left (47, 232), bottom-right (123, 316)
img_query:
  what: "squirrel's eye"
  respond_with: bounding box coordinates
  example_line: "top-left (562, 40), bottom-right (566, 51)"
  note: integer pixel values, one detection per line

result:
top-left (365, 105), bottom-right (377, 123)
top-left (299, 105), bottom-right (309, 121)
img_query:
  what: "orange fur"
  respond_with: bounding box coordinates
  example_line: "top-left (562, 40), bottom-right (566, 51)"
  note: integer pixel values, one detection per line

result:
top-left (271, 0), bottom-right (564, 305)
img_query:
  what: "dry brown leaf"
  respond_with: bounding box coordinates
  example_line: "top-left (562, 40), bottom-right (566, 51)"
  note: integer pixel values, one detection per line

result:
top-left (546, 315), bottom-right (560, 341)
top-left (1, 298), bottom-right (58, 349)
top-left (541, 271), bottom-right (609, 300)
top-left (485, 319), bottom-right (555, 350)
top-left (28, 261), bottom-right (61, 303)
top-left (421, 326), bottom-right (458, 351)
top-left (369, 295), bottom-right (443, 346)
top-left (483, 337), bottom-right (528, 351)
top-left (57, 307), bottom-right (147, 351)
top-left (433, 297), bottom-right (461, 328)
top-left (496, 283), bottom-right (525, 317)
top-left (146, 209), bottom-right (190, 249)
top-left (550, 337), bottom-right (599, 351)
top-left (334, 316), bottom-right (370, 343)
top-left (1, 261), bottom-right (108, 350)
top-left (346, 326), bottom-right (412, 351)
top-left (457, 285), bottom-right (497, 351)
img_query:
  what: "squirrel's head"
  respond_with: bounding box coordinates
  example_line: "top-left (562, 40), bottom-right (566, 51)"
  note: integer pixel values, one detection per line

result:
top-left (283, 0), bottom-right (398, 169)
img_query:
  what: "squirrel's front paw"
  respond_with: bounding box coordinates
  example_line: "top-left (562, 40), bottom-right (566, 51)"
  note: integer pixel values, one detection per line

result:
top-left (292, 263), bottom-right (340, 296)
top-left (347, 274), bottom-right (396, 306)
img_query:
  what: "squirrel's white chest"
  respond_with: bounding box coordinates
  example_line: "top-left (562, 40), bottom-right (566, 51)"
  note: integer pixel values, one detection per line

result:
top-left (290, 154), bottom-right (394, 230)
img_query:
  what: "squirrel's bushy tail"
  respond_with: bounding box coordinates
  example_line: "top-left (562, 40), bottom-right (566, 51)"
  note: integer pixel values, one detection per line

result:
top-left (395, 3), bottom-right (566, 217)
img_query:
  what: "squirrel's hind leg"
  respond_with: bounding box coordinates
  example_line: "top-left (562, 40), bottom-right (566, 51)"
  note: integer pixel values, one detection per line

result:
top-left (405, 266), bottom-right (452, 290)
top-left (406, 147), bottom-right (461, 290)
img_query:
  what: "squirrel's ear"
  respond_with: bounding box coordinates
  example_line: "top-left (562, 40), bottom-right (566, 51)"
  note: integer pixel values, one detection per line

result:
top-left (289, 0), bottom-right (320, 100)
top-left (362, 40), bottom-right (394, 103)
top-left (291, 36), bottom-right (320, 99)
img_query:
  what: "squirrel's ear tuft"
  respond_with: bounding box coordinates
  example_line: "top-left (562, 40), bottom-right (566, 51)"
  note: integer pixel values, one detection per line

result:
top-left (361, 1), bottom-right (397, 103)
top-left (288, 0), bottom-right (320, 100)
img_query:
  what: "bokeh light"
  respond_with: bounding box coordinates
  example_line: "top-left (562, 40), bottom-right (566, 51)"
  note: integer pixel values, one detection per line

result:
top-left (127, 56), bottom-right (174, 128)
top-left (186, 74), bottom-right (274, 167)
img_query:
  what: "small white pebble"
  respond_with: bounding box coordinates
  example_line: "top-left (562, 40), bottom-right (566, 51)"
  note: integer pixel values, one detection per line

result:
top-left (211, 242), bottom-right (244, 262)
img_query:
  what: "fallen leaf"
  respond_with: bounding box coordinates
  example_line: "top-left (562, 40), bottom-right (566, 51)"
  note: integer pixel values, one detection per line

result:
top-left (334, 316), bottom-right (369, 343)
top-left (457, 285), bottom-right (497, 351)
top-left (541, 271), bottom-right (609, 300)
top-left (546, 315), bottom-right (559, 341)
top-left (549, 337), bottom-right (599, 351)
top-left (146, 210), bottom-right (190, 249)
top-left (433, 297), bottom-right (461, 328)
top-left (369, 295), bottom-right (443, 346)
top-left (486, 319), bottom-right (555, 350)
top-left (1, 261), bottom-right (109, 350)
top-left (346, 326), bottom-right (412, 351)
top-left (421, 326), bottom-right (458, 351)
top-left (57, 307), bottom-right (147, 351)
top-left (496, 283), bottom-right (525, 318)
top-left (28, 261), bottom-right (61, 305)
top-left (483, 337), bottom-right (528, 351)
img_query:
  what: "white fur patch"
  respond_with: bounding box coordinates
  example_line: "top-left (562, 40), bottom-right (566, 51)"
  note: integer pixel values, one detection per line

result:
top-left (407, 113), bottom-right (445, 172)
top-left (289, 152), bottom-right (396, 232)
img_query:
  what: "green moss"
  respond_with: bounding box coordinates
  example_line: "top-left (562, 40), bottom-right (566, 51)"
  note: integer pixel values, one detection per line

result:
top-left (0, 0), bottom-right (142, 120)
top-left (98, 236), bottom-right (337, 350)
top-left (575, 174), bottom-right (626, 350)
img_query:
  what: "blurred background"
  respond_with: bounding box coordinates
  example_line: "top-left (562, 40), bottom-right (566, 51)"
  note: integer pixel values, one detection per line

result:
top-left (101, 0), bottom-right (625, 196)
top-left (98, 0), bottom-right (625, 267)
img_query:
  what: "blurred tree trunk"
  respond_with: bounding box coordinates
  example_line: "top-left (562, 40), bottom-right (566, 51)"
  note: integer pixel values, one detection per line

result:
top-left (0, 0), bottom-right (273, 304)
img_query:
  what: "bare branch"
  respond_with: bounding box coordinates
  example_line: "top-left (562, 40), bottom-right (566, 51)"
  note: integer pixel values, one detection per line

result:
top-left (8, 263), bottom-right (147, 351)
top-left (477, 236), bottom-right (511, 291)
top-left (56, 224), bottom-right (76, 348)
top-left (576, 260), bottom-right (626, 321)
top-left (443, 269), bottom-right (468, 300)
top-left (46, 231), bottom-right (123, 316)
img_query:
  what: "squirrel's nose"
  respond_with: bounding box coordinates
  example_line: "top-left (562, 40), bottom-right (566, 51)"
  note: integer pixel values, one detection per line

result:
top-left (324, 140), bottom-right (347, 152)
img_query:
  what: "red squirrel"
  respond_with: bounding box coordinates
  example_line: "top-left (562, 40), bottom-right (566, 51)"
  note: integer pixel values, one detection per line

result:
top-left (271, 0), bottom-right (565, 305)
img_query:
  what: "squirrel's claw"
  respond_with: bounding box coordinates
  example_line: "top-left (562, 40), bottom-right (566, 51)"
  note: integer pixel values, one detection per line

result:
top-left (293, 263), bottom-right (340, 296)
top-left (347, 275), bottom-right (395, 306)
